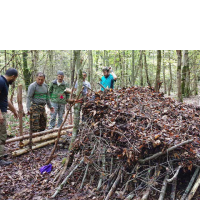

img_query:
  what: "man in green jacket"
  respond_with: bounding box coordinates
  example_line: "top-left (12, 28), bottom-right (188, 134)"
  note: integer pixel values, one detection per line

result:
top-left (49, 71), bottom-right (70, 129)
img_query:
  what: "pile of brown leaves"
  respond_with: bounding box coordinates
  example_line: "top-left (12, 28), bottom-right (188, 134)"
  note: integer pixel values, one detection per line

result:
top-left (66, 86), bottom-right (200, 199)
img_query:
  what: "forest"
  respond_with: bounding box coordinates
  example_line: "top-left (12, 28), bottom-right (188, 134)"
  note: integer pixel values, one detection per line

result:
top-left (0, 50), bottom-right (200, 200)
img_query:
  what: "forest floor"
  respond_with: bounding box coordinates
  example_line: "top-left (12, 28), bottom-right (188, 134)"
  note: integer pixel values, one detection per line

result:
top-left (0, 94), bottom-right (200, 200)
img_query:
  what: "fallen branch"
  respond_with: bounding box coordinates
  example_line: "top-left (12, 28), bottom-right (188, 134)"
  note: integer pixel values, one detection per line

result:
top-left (139, 139), bottom-right (193, 164)
top-left (158, 168), bottom-right (169, 200)
top-left (170, 176), bottom-right (177, 200)
top-left (105, 169), bottom-right (122, 200)
top-left (167, 166), bottom-right (182, 183)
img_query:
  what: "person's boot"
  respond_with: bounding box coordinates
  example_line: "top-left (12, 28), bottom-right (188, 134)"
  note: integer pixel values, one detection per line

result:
top-left (0, 159), bottom-right (12, 166)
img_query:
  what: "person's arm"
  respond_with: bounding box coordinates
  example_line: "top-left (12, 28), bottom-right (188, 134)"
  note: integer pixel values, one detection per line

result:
top-left (27, 84), bottom-right (35, 114)
top-left (0, 110), bottom-right (3, 124)
top-left (88, 82), bottom-right (91, 95)
top-left (8, 100), bottom-right (18, 119)
top-left (109, 67), bottom-right (117, 80)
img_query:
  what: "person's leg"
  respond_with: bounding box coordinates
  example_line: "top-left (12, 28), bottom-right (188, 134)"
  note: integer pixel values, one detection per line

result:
top-left (49, 103), bottom-right (58, 129)
top-left (0, 113), bottom-right (12, 166)
top-left (39, 106), bottom-right (47, 132)
top-left (30, 105), bottom-right (40, 133)
top-left (57, 104), bottom-right (65, 128)
top-left (0, 113), bottom-right (7, 157)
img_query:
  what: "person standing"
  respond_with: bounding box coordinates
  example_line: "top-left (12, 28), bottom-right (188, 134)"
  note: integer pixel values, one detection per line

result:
top-left (49, 71), bottom-right (70, 129)
top-left (0, 68), bottom-right (18, 166)
top-left (27, 72), bottom-right (54, 133)
top-left (75, 72), bottom-right (91, 97)
top-left (100, 67), bottom-right (117, 91)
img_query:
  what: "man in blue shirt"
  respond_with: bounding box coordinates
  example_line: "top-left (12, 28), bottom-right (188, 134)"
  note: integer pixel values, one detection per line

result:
top-left (0, 68), bottom-right (18, 166)
top-left (100, 67), bottom-right (117, 91)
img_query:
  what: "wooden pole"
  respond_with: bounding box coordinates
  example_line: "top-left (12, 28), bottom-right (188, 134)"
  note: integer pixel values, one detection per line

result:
top-left (17, 85), bottom-right (24, 148)
top-left (6, 125), bottom-right (73, 143)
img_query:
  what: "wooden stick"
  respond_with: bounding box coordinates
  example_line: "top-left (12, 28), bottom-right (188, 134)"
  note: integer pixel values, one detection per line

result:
top-left (158, 168), bottom-right (169, 200)
top-left (105, 169), bottom-right (122, 200)
top-left (170, 176), bottom-right (177, 200)
top-left (80, 163), bottom-right (89, 189)
top-left (17, 85), bottom-right (23, 137)
top-left (180, 167), bottom-right (200, 200)
top-left (6, 126), bottom-right (73, 143)
top-left (12, 139), bottom-right (56, 156)
top-left (187, 172), bottom-right (200, 200)
top-left (139, 139), bottom-right (193, 164)
top-left (141, 188), bottom-right (150, 200)
top-left (167, 166), bottom-right (182, 183)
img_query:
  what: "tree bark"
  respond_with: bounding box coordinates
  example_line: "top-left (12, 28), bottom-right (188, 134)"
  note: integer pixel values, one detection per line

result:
top-left (71, 50), bottom-right (76, 86)
top-left (88, 50), bottom-right (93, 84)
top-left (176, 50), bottom-right (182, 102)
top-left (168, 50), bottom-right (172, 96)
top-left (155, 50), bottom-right (161, 92)
top-left (162, 50), bottom-right (167, 94)
top-left (143, 50), bottom-right (151, 87)
top-left (69, 50), bottom-right (83, 150)
top-left (140, 50), bottom-right (144, 86)
top-left (132, 50), bottom-right (135, 85)
top-left (23, 50), bottom-right (31, 91)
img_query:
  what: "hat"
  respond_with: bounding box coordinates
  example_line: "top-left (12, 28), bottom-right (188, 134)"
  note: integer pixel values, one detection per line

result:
top-left (57, 71), bottom-right (64, 76)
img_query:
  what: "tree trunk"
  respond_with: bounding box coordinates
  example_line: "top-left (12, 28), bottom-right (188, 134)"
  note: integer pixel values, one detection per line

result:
top-left (140, 50), bottom-right (144, 86)
top-left (23, 50), bottom-right (31, 91)
top-left (71, 50), bottom-right (76, 86)
top-left (4, 50), bottom-right (7, 72)
top-left (176, 50), bottom-right (182, 102)
top-left (48, 50), bottom-right (54, 82)
top-left (168, 50), bottom-right (172, 96)
top-left (10, 50), bottom-right (15, 104)
top-left (155, 50), bottom-right (161, 92)
top-left (69, 50), bottom-right (83, 150)
top-left (182, 50), bottom-right (190, 97)
top-left (132, 50), bottom-right (135, 85)
top-left (143, 50), bottom-right (151, 87)
top-left (162, 50), bottom-right (167, 94)
top-left (88, 50), bottom-right (93, 84)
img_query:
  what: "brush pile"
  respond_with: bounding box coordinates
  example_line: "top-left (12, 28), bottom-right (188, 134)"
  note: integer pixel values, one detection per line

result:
top-left (53, 87), bottom-right (200, 200)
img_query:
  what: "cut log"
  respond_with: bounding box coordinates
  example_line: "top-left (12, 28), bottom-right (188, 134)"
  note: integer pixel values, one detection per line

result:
top-left (12, 139), bottom-right (56, 156)
top-left (6, 125), bottom-right (73, 143)
top-left (22, 130), bottom-right (71, 146)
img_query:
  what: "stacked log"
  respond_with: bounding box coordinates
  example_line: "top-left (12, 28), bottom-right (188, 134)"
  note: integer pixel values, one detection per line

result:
top-left (52, 87), bottom-right (200, 199)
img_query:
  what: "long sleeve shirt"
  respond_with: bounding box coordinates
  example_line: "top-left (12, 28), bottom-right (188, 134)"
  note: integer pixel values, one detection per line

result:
top-left (27, 82), bottom-right (52, 111)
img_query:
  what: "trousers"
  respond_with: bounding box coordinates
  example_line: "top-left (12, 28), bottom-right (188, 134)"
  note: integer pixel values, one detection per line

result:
top-left (30, 104), bottom-right (47, 133)
top-left (0, 113), bottom-right (7, 156)
top-left (49, 103), bottom-right (65, 129)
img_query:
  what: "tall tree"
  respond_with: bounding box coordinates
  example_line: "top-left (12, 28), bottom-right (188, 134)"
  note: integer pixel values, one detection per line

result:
top-left (162, 50), bottom-right (167, 94)
top-left (143, 50), bottom-right (151, 87)
top-left (176, 50), bottom-right (182, 102)
top-left (139, 50), bottom-right (144, 86)
top-left (69, 50), bottom-right (83, 150)
top-left (155, 50), bottom-right (161, 92)
top-left (182, 50), bottom-right (190, 97)
top-left (132, 50), bottom-right (135, 85)
top-left (168, 50), bottom-right (172, 96)
top-left (71, 50), bottom-right (76, 86)
top-left (23, 50), bottom-right (32, 91)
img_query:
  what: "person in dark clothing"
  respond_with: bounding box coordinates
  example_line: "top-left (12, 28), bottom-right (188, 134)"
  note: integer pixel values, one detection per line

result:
top-left (0, 68), bottom-right (18, 166)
